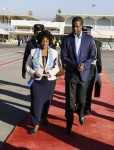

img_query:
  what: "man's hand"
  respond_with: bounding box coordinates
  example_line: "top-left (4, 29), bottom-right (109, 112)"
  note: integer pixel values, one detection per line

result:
top-left (77, 63), bottom-right (85, 72)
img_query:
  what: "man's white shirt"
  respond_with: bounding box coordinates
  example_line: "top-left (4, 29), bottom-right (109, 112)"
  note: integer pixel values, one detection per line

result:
top-left (74, 31), bottom-right (82, 57)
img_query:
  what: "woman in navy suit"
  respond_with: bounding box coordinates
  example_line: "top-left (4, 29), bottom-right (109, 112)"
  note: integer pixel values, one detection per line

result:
top-left (26, 30), bottom-right (60, 133)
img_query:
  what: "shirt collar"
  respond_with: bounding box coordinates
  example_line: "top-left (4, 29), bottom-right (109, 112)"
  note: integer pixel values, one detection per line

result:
top-left (74, 31), bottom-right (82, 39)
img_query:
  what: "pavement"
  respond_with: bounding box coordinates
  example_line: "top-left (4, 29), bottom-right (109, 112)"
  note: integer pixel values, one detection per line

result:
top-left (0, 47), bottom-right (30, 143)
top-left (102, 50), bottom-right (114, 84)
top-left (0, 46), bottom-right (114, 145)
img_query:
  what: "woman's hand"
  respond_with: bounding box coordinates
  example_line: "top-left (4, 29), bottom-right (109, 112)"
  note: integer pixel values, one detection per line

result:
top-left (46, 72), bottom-right (51, 78)
top-left (34, 71), bottom-right (41, 78)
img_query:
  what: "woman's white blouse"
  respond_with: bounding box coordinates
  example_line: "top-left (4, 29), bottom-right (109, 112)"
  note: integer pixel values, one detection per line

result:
top-left (26, 48), bottom-right (60, 80)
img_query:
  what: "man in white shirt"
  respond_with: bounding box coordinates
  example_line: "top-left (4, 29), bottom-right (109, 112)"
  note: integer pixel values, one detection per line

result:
top-left (61, 16), bottom-right (96, 133)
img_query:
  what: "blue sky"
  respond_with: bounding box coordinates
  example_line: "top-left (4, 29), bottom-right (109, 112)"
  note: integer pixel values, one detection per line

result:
top-left (0, 0), bottom-right (114, 19)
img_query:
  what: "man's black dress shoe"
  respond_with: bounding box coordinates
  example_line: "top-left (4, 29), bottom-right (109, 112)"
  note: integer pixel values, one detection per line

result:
top-left (66, 127), bottom-right (71, 134)
top-left (40, 119), bottom-right (48, 125)
top-left (84, 109), bottom-right (91, 116)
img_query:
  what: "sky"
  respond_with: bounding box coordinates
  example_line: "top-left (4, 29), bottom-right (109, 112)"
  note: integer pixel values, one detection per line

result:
top-left (0, 0), bottom-right (114, 19)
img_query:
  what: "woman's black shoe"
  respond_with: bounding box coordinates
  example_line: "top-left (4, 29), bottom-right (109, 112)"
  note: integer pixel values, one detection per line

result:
top-left (79, 117), bottom-right (85, 125)
top-left (29, 124), bottom-right (39, 134)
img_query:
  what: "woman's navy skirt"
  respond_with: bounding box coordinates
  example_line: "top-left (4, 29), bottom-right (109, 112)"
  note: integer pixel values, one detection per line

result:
top-left (31, 79), bottom-right (55, 125)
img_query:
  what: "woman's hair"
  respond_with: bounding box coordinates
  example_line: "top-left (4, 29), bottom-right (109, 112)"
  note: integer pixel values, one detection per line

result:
top-left (37, 30), bottom-right (53, 46)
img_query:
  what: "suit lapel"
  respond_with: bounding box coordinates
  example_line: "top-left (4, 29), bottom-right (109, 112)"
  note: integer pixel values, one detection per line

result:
top-left (78, 33), bottom-right (86, 61)
top-left (39, 50), bottom-right (44, 68)
top-left (70, 35), bottom-right (77, 62)
top-left (45, 48), bottom-right (52, 70)
top-left (39, 48), bottom-right (54, 70)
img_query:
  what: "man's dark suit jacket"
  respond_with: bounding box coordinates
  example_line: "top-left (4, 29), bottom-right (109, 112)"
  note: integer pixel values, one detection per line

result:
top-left (61, 33), bottom-right (96, 82)
top-left (22, 36), bottom-right (38, 77)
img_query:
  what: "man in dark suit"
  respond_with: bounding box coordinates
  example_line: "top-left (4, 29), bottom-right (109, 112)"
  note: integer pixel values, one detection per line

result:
top-left (61, 17), bottom-right (96, 133)
top-left (82, 26), bottom-right (102, 115)
top-left (22, 24), bottom-right (44, 79)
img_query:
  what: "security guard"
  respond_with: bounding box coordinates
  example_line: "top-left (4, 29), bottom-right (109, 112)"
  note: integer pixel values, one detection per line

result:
top-left (82, 26), bottom-right (102, 115)
top-left (22, 24), bottom-right (45, 79)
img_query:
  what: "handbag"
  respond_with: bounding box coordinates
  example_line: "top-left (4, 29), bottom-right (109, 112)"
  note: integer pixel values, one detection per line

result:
top-left (94, 73), bottom-right (101, 97)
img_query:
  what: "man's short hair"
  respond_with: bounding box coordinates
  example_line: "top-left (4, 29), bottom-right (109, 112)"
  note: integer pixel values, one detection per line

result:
top-left (72, 16), bottom-right (83, 25)
top-left (33, 24), bottom-right (44, 33)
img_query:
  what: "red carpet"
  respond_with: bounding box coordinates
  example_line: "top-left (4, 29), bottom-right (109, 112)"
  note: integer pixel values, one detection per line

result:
top-left (2, 73), bottom-right (114, 150)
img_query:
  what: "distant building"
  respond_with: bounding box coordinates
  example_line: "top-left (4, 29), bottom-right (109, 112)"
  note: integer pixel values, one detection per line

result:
top-left (0, 10), bottom-right (65, 41)
top-left (56, 13), bottom-right (114, 39)
top-left (28, 10), bottom-right (33, 16)
top-left (1, 10), bottom-right (114, 50)
top-left (11, 20), bottom-right (65, 36)
top-left (0, 10), bottom-right (38, 41)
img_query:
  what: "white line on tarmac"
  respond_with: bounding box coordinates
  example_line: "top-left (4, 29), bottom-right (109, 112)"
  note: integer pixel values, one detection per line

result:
top-left (0, 59), bottom-right (22, 70)
top-left (0, 52), bottom-right (18, 57)
top-left (0, 54), bottom-right (22, 62)
top-left (0, 57), bottom-right (22, 66)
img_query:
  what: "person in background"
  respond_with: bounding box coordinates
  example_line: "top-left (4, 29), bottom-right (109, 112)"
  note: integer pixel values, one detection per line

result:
top-left (22, 24), bottom-right (45, 79)
top-left (61, 17), bottom-right (96, 133)
top-left (17, 35), bottom-right (21, 47)
top-left (26, 30), bottom-right (60, 133)
top-left (82, 26), bottom-right (102, 115)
